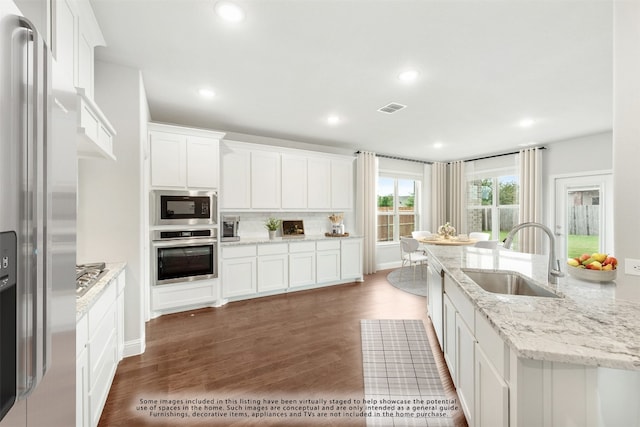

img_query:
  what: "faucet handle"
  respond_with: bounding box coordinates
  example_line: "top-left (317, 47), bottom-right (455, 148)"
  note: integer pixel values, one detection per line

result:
top-left (552, 259), bottom-right (565, 277)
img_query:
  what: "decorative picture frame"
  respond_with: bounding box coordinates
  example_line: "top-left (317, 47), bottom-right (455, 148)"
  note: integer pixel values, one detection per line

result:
top-left (282, 220), bottom-right (305, 238)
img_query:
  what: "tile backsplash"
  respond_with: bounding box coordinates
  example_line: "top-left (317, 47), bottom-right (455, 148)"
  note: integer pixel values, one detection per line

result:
top-left (224, 211), bottom-right (354, 239)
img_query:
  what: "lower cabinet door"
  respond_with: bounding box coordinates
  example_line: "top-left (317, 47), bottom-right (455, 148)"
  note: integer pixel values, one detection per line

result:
top-left (475, 343), bottom-right (509, 427)
top-left (222, 257), bottom-right (257, 298)
top-left (456, 312), bottom-right (475, 426)
top-left (316, 250), bottom-right (341, 284)
top-left (257, 255), bottom-right (288, 292)
top-left (443, 294), bottom-right (457, 383)
top-left (289, 252), bottom-right (316, 287)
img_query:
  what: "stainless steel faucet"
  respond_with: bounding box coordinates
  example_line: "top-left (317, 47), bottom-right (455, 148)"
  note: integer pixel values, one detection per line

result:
top-left (503, 222), bottom-right (565, 284)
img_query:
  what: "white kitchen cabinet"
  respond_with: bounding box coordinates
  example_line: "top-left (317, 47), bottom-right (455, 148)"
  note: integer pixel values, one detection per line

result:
top-left (221, 144), bottom-right (252, 209)
top-left (281, 154), bottom-right (308, 209)
top-left (53, 0), bottom-right (77, 87)
top-left (222, 245), bottom-right (257, 298)
top-left (150, 131), bottom-right (186, 188)
top-left (257, 243), bottom-right (289, 292)
top-left (307, 157), bottom-right (331, 209)
top-left (76, 267), bottom-right (126, 427)
top-left (76, 313), bottom-right (89, 427)
top-left (187, 136), bottom-right (220, 189)
top-left (331, 158), bottom-right (353, 209)
top-left (316, 240), bottom-right (341, 284)
top-left (340, 237), bottom-right (363, 280)
top-left (151, 280), bottom-right (217, 317)
top-left (289, 241), bottom-right (317, 287)
top-left (149, 125), bottom-right (223, 189)
top-left (251, 150), bottom-right (281, 209)
top-left (475, 343), bottom-right (509, 427)
top-left (443, 293), bottom-right (457, 382)
top-left (456, 311), bottom-right (475, 426)
top-left (116, 270), bottom-right (126, 361)
top-left (427, 259), bottom-right (444, 348)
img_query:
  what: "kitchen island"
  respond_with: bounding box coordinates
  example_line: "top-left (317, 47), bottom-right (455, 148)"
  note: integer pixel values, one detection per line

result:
top-left (425, 245), bottom-right (640, 427)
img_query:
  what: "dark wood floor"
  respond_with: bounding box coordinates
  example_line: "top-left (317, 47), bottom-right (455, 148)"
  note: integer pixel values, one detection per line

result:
top-left (98, 270), bottom-right (467, 426)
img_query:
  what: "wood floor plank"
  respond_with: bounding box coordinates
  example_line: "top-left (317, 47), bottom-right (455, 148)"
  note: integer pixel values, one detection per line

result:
top-left (98, 270), bottom-right (467, 426)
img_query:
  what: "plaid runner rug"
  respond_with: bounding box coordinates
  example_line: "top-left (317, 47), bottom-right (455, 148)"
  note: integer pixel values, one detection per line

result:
top-left (361, 319), bottom-right (457, 427)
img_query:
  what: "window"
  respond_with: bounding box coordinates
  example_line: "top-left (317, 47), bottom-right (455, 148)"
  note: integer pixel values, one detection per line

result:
top-left (467, 172), bottom-right (519, 241)
top-left (377, 176), bottom-right (419, 242)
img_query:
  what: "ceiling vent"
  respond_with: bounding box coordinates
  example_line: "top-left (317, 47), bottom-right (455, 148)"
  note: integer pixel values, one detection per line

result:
top-left (377, 102), bottom-right (407, 114)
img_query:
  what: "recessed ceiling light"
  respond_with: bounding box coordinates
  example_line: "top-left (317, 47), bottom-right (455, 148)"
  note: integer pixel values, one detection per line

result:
top-left (327, 115), bottom-right (340, 125)
top-left (199, 88), bottom-right (215, 98)
top-left (519, 118), bottom-right (535, 128)
top-left (398, 69), bottom-right (419, 83)
top-left (214, 1), bottom-right (245, 23)
top-left (433, 141), bottom-right (444, 149)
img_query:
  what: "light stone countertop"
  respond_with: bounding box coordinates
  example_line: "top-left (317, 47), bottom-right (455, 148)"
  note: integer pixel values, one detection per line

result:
top-left (426, 245), bottom-right (640, 371)
top-left (76, 262), bottom-right (126, 319)
top-left (220, 234), bottom-right (363, 246)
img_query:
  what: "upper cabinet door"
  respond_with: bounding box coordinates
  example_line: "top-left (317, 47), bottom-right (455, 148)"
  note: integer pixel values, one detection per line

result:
top-left (53, 0), bottom-right (77, 87)
top-left (77, 28), bottom-right (93, 98)
top-left (331, 158), bottom-right (353, 209)
top-left (150, 132), bottom-right (187, 188)
top-left (307, 157), bottom-right (331, 209)
top-left (281, 154), bottom-right (307, 209)
top-left (251, 151), bottom-right (281, 209)
top-left (186, 137), bottom-right (219, 189)
top-left (221, 145), bottom-right (251, 209)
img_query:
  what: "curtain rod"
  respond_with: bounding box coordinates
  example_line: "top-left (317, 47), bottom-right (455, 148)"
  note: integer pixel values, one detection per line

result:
top-left (355, 151), bottom-right (432, 164)
top-left (462, 146), bottom-right (546, 163)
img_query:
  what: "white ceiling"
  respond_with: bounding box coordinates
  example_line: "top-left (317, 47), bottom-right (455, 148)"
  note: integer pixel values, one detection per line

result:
top-left (91, 0), bottom-right (613, 162)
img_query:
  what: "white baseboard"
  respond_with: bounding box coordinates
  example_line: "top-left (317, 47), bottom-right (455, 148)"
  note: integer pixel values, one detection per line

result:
top-left (377, 261), bottom-right (402, 271)
top-left (124, 338), bottom-right (145, 358)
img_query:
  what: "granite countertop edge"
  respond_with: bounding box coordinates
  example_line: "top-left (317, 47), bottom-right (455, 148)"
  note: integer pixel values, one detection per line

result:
top-left (76, 262), bottom-right (127, 320)
top-left (220, 234), bottom-right (363, 246)
top-left (426, 246), bottom-right (640, 371)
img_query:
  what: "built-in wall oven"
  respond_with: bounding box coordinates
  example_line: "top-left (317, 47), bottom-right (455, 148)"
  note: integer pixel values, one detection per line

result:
top-left (152, 190), bottom-right (217, 226)
top-left (152, 229), bottom-right (217, 285)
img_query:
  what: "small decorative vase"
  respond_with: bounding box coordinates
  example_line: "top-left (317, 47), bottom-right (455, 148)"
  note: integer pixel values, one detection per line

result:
top-left (268, 230), bottom-right (276, 240)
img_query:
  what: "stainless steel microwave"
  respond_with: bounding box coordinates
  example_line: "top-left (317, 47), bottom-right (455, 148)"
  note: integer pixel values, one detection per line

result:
top-left (152, 190), bottom-right (217, 226)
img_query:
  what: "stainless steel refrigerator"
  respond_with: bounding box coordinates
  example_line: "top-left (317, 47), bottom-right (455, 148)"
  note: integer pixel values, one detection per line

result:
top-left (1, 0), bottom-right (77, 425)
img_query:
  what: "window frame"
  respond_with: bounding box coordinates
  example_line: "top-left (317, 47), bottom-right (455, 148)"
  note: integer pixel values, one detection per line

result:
top-left (377, 171), bottom-right (422, 244)
top-left (466, 166), bottom-right (519, 240)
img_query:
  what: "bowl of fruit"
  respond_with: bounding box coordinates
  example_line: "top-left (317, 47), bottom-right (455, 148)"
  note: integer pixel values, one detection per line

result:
top-left (566, 253), bottom-right (617, 282)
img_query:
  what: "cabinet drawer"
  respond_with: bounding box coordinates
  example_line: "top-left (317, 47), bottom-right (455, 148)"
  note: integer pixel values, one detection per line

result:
top-left (289, 241), bottom-right (316, 253)
top-left (88, 307), bottom-right (117, 384)
top-left (76, 314), bottom-right (88, 357)
top-left (222, 245), bottom-right (257, 259)
top-left (317, 240), bottom-right (340, 251)
top-left (475, 311), bottom-right (507, 378)
top-left (444, 274), bottom-right (474, 334)
top-left (258, 243), bottom-right (288, 256)
top-left (88, 284), bottom-right (116, 336)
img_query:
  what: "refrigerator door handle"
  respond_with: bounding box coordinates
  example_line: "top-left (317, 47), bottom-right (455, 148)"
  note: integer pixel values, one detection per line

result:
top-left (17, 15), bottom-right (49, 398)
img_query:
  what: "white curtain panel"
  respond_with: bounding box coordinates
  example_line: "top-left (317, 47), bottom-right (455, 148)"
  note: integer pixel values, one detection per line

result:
top-left (356, 151), bottom-right (378, 275)
top-left (431, 162), bottom-right (447, 232)
top-left (447, 160), bottom-right (466, 234)
top-left (518, 147), bottom-right (543, 254)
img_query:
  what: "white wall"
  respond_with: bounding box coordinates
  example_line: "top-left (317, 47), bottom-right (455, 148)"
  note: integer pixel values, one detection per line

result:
top-left (613, 2), bottom-right (640, 302)
top-left (77, 61), bottom-right (148, 355)
top-left (544, 131), bottom-right (613, 177)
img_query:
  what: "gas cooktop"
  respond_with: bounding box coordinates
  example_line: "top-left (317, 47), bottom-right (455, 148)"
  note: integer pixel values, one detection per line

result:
top-left (76, 263), bottom-right (108, 297)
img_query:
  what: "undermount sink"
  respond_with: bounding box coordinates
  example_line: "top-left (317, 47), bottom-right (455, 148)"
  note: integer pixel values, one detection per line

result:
top-left (462, 269), bottom-right (561, 298)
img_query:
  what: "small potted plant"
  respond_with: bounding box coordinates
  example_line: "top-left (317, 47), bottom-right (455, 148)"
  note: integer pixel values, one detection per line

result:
top-left (264, 217), bottom-right (281, 240)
